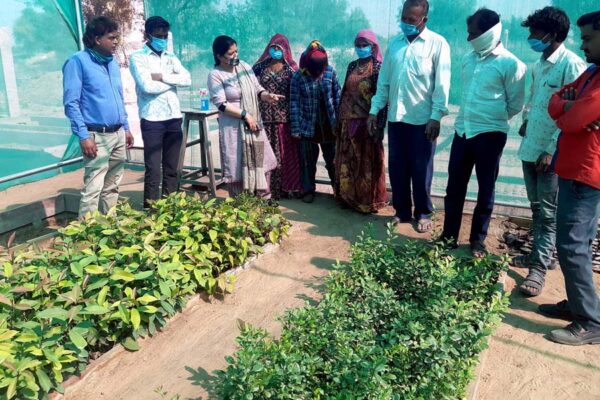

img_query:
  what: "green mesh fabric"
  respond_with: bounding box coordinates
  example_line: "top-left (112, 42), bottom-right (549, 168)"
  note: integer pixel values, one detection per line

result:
top-left (144, 0), bottom-right (596, 206)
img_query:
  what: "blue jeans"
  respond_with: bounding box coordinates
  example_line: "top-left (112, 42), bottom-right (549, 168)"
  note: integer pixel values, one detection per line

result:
top-left (388, 122), bottom-right (436, 221)
top-left (522, 161), bottom-right (558, 271)
top-left (556, 178), bottom-right (600, 329)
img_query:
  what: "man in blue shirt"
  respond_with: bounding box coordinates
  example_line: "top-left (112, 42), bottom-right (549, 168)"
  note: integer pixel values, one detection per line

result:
top-left (63, 16), bottom-right (134, 218)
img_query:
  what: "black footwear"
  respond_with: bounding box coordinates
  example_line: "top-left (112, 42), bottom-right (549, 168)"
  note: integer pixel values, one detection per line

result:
top-left (548, 321), bottom-right (600, 345)
top-left (470, 241), bottom-right (488, 258)
top-left (538, 299), bottom-right (573, 321)
top-left (302, 193), bottom-right (315, 203)
top-left (519, 268), bottom-right (546, 297)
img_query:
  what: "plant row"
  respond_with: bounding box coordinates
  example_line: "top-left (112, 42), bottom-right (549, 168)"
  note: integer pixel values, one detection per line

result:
top-left (0, 193), bottom-right (289, 399)
top-left (213, 227), bottom-right (509, 399)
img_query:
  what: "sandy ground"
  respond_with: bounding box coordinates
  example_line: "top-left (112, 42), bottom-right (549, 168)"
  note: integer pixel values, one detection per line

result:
top-left (2, 170), bottom-right (599, 400)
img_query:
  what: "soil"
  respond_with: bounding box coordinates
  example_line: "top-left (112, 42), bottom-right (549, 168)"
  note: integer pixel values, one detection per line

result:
top-left (3, 170), bottom-right (599, 400)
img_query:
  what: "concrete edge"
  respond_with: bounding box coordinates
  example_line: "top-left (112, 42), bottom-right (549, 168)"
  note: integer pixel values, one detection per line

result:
top-left (0, 193), bottom-right (80, 234)
top-left (48, 236), bottom-right (284, 399)
top-left (467, 270), bottom-right (508, 400)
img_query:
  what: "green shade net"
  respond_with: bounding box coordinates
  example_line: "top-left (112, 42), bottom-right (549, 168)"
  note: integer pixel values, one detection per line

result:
top-left (53, 0), bottom-right (84, 48)
top-left (144, 0), bottom-right (597, 206)
top-left (0, 0), bottom-right (82, 190)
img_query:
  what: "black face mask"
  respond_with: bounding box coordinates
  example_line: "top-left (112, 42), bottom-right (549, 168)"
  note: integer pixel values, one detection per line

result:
top-left (228, 57), bottom-right (240, 67)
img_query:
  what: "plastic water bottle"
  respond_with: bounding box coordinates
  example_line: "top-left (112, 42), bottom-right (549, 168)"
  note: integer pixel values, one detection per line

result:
top-left (199, 88), bottom-right (210, 111)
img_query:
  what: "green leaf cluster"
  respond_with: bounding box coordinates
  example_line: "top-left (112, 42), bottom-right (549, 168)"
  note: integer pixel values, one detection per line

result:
top-left (0, 193), bottom-right (289, 399)
top-left (214, 226), bottom-right (509, 399)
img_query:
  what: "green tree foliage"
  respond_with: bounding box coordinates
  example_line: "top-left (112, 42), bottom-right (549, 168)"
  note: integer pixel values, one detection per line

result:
top-left (147, 0), bottom-right (369, 81)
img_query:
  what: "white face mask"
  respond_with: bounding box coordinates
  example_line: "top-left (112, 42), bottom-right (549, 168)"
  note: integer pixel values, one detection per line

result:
top-left (469, 22), bottom-right (502, 56)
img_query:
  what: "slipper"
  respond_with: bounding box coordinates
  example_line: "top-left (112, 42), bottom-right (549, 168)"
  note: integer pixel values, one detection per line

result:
top-left (519, 268), bottom-right (546, 297)
top-left (470, 241), bottom-right (488, 258)
top-left (416, 218), bottom-right (433, 233)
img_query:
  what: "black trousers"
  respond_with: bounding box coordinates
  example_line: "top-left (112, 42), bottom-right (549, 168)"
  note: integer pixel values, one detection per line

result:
top-left (141, 118), bottom-right (183, 207)
top-left (442, 131), bottom-right (507, 244)
top-left (388, 122), bottom-right (436, 221)
top-left (299, 140), bottom-right (335, 193)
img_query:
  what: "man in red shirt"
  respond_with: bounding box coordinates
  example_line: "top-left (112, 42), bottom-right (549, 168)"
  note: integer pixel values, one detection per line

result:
top-left (541, 10), bottom-right (600, 345)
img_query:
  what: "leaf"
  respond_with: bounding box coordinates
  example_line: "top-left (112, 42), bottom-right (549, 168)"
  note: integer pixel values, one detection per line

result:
top-left (78, 256), bottom-right (96, 268)
top-left (85, 265), bottom-right (106, 275)
top-left (138, 305), bottom-right (158, 314)
top-left (110, 270), bottom-right (136, 282)
top-left (35, 368), bottom-right (53, 393)
top-left (3, 262), bottom-right (13, 278)
top-left (193, 269), bottom-right (207, 287)
top-left (0, 330), bottom-right (17, 341)
top-left (0, 293), bottom-right (12, 306)
top-left (119, 246), bottom-right (140, 256)
top-left (85, 278), bottom-right (109, 293)
top-left (121, 337), bottom-right (140, 352)
top-left (269, 230), bottom-right (279, 244)
top-left (12, 286), bottom-right (33, 293)
top-left (36, 308), bottom-right (68, 321)
top-left (70, 262), bottom-right (84, 278)
top-left (208, 230), bottom-right (218, 242)
top-left (130, 308), bottom-right (141, 330)
top-left (97, 286), bottom-right (109, 306)
top-left (68, 330), bottom-right (87, 350)
top-left (137, 294), bottom-right (158, 304)
top-left (134, 270), bottom-right (154, 280)
top-left (101, 229), bottom-right (117, 235)
top-left (83, 305), bottom-right (110, 315)
top-left (144, 232), bottom-right (156, 246)
top-left (6, 377), bottom-right (17, 399)
top-left (62, 226), bottom-right (80, 236)
top-left (13, 303), bottom-right (33, 311)
top-left (159, 280), bottom-right (171, 297)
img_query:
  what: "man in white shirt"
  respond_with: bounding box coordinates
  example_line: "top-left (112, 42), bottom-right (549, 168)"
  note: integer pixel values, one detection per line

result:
top-left (368, 0), bottom-right (451, 233)
top-left (516, 7), bottom-right (588, 297)
top-left (129, 16), bottom-right (191, 208)
top-left (440, 8), bottom-right (527, 257)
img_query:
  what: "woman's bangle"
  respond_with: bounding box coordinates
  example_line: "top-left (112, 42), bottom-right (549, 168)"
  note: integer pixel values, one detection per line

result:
top-left (241, 110), bottom-right (247, 120)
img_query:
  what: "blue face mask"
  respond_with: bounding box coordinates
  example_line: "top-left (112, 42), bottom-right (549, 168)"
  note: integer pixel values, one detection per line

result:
top-left (400, 19), bottom-right (422, 37)
top-left (355, 45), bottom-right (372, 59)
top-left (87, 48), bottom-right (113, 64)
top-left (150, 36), bottom-right (168, 52)
top-left (528, 36), bottom-right (551, 53)
top-left (269, 47), bottom-right (284, 60)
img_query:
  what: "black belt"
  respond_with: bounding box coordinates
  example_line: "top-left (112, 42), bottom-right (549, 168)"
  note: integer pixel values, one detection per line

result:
top-left (86, 124), bottom-right (122, 133)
